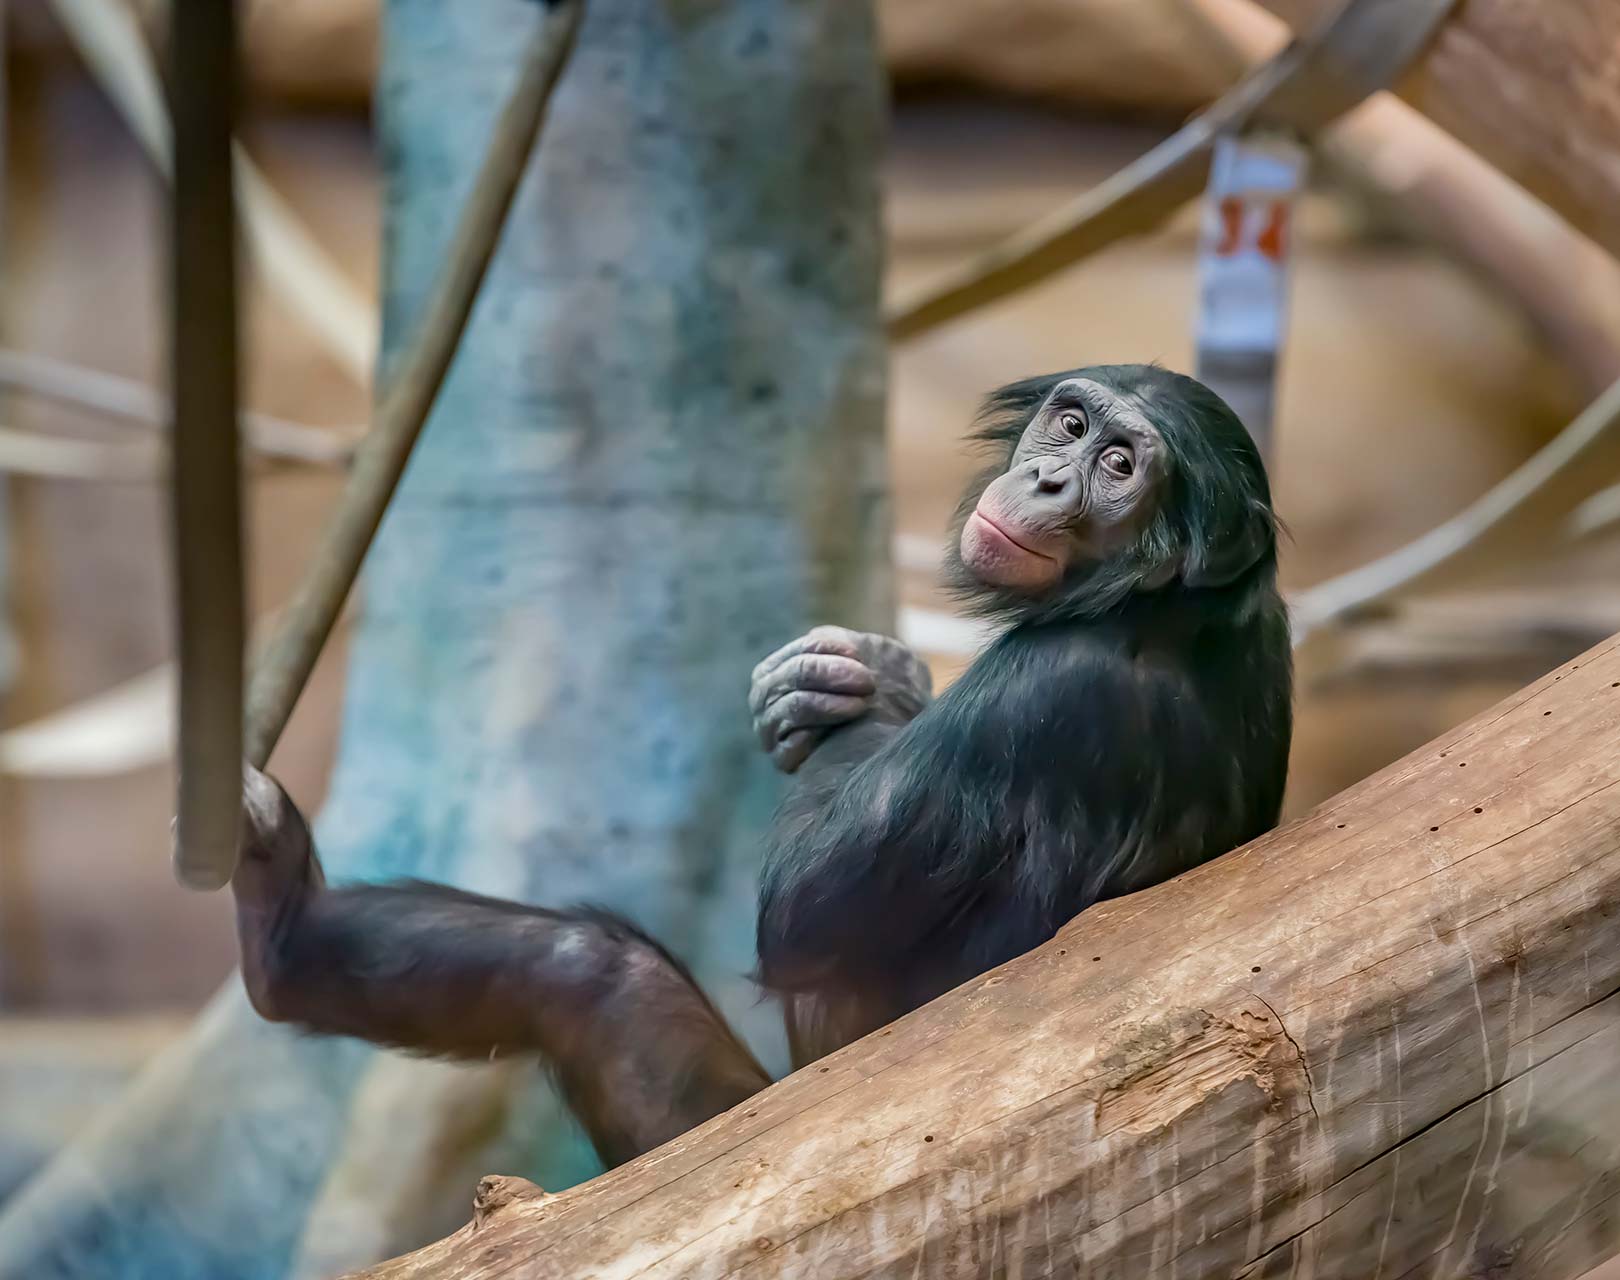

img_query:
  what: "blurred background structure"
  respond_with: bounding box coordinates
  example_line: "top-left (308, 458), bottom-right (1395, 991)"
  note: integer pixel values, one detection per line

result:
top-left (4, 0), bottom-right (1620, 1273)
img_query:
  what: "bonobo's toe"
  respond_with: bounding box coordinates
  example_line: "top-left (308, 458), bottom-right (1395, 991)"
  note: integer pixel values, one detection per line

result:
top-left (240, 762), bottom-right (290, 859)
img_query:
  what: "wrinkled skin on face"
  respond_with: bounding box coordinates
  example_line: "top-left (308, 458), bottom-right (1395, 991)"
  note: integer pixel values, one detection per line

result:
top-left (958, 377), bottom-right (1165, 592)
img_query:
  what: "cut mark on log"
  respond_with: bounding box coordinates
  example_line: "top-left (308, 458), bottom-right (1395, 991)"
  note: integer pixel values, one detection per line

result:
top-left (1253, 995), bottom-right (1318, 1122)
top-left (1096, 1003), bottom-right (1315, 1138)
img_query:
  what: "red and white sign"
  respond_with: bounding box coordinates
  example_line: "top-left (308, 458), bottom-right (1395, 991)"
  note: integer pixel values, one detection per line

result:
top-left (1194, 133), bottom-right (1307, 453)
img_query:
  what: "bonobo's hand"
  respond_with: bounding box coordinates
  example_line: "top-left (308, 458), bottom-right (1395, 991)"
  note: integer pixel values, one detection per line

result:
top-left (750, 625), bottom-right (933, 773)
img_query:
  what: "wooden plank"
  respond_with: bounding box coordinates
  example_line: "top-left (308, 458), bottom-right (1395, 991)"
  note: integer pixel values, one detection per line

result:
top-left (348, 633), bottom-right (1620, 1276)
top-left (1254, 0), bottom-right (1620, 262)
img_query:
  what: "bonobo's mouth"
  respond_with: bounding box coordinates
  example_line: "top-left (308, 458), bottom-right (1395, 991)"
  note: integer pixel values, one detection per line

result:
top-left (961, 510), bottom-right (1065, 591)
top-left (969, 510), bottom-right (1057, 562)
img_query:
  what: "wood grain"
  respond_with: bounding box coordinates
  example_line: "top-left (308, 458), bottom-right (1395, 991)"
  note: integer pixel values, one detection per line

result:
top-left (350, 634), bottom-right (1620, 1277)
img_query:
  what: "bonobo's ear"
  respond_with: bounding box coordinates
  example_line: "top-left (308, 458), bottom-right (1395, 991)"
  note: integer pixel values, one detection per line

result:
top-left (1182, 500), bottom-right (1273, 589)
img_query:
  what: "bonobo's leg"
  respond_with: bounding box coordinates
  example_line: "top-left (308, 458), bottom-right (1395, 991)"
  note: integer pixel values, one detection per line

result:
top-left (233, 765), bottom-right (770, 1168)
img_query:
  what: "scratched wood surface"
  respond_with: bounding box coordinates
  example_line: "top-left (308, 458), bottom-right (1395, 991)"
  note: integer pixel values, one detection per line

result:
top-left (1255, 0), bottom-right (1620, 264)
top-left (347, 634), bottom-right (1620, 1277)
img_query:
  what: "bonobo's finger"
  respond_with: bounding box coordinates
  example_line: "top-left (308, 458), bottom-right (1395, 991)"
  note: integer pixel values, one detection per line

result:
top-left (771, 728), bottom-right (819, 774)
top-left (748, 652), bottom-right (876, 717)
top-left (756, 690), bottom-right (871, 753)
top-left (750, 626), bottom-right (864, 686)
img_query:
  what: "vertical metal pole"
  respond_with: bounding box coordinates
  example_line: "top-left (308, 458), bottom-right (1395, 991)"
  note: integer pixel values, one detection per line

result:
top-left (169, 0), bottom-right (245, 889)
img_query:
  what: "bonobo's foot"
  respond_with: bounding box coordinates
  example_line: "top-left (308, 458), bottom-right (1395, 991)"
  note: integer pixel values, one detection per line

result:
top-left (230, 767), bottom-right (326, 1022)
top-left (234, 762), bottom-right (323, 907)
top-left (749, 625), bottom-right (933, 773)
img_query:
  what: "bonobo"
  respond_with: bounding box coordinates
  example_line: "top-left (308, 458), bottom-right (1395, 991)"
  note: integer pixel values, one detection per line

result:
top-left (231, 364), bottom-right (1291, 1169)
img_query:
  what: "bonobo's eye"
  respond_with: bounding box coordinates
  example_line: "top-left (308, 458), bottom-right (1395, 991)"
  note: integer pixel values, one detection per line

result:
top-left (1058, 410), bottom-right (1086, 437)
top-left (1101, 447), bottom-right (1135, 478)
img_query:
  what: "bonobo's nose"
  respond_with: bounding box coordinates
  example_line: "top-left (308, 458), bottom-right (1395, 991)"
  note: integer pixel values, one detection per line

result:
top-left (1032, 456), bottom-right (1077, 498)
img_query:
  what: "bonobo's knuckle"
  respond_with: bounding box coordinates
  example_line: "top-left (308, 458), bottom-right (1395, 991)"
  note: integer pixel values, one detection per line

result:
top-left (752, 635), bottom-right (808, 687)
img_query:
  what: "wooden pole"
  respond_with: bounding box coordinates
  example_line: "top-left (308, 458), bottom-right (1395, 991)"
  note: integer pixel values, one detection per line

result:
top-left (351, 634), bottom-right (1620, 1277)
top-left (167, 0), bottom-right (245, 890)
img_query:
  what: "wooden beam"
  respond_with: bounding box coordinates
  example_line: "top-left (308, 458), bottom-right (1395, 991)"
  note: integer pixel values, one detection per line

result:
top-left (1255, 0), bottom-right (1620, 262)
top-left (350, 635), bottom-right (1620, 1276)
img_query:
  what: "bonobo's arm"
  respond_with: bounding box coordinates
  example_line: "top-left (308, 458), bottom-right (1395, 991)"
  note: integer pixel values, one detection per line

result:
top-left (749, 625), bottom-right (934, 780)
top-left (756, 629), bottom-right (1198, 1002)
top-left (233, 766), bottom-right (768, 1168)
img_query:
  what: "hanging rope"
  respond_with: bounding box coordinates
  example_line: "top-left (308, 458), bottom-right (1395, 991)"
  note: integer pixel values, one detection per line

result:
top-left (0, 425), bottom-right (158, 482)
top-left (1289, 375), bottom-right (1620, 643)
top-left (239, 0), bottom-right (583, 772)
top-left (885, 0), bottom-right (1455, 342)
top-left (0, 348), bottom-right (359, 466)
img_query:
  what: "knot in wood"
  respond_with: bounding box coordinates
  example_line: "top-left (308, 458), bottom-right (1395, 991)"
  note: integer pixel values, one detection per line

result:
top-left (473, 1175), bottom-right (549, 1227)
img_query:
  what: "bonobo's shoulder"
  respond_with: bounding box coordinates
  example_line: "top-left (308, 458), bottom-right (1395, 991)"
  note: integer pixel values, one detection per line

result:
top-left (966, 619), bottom-right (1147, 697)
top-left (975, 590), bottom-right (1288, 697)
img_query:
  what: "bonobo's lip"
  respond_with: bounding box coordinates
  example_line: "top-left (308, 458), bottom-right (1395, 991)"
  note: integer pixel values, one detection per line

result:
top-left (969, 510), bottom-right (1059, 563)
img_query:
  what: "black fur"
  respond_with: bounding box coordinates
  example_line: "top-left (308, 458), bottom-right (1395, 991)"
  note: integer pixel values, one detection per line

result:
top-left (757, 365), bottom-right (1292, 1053)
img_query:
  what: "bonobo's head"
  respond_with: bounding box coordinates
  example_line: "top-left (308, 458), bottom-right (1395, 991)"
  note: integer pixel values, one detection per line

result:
top-left (947, 364), bottom-right (1277, 620)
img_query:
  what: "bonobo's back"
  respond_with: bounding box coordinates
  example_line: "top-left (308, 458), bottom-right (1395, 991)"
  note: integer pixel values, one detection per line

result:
top-left (862, 572), bottom-right (1290, 1014)
top-left (756, 364), bottom-right (1292, 1056)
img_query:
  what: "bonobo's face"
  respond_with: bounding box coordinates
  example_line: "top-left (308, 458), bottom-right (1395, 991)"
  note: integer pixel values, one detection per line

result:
top-left (959, 377), bottom-right (1165, 593)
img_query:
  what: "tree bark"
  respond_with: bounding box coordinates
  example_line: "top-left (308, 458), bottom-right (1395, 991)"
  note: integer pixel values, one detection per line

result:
top-left (1254, 0), bottom-right (1620, 263)
top-left (0, 2), bottom-right (889, 1276)
top-left (352, 634), bottom-right (1620, 1278)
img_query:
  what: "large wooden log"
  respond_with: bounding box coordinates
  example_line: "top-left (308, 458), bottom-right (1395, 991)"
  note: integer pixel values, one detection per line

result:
top-left (351, 634), bottom-right (1620, 1278)
top-left (1255, 0), bottom-right (1620, 263)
